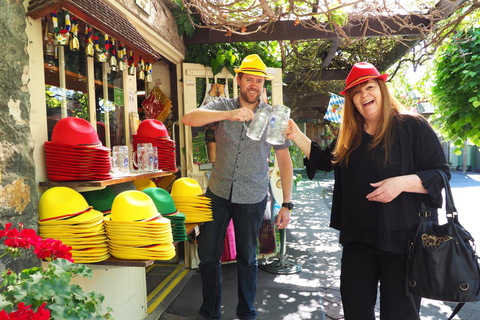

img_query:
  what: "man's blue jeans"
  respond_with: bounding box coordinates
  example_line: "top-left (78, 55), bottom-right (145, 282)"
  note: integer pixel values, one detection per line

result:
top-left (197, 188), bottom-right (267, 320)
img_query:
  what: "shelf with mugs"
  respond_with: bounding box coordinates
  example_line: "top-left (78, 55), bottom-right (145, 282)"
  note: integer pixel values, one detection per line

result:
top-left (39, 169), bottom-right (178, 189)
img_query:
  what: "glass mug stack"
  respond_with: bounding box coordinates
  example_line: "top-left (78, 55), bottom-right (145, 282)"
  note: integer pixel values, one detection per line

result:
top-left (244, 105), bottom-right (291, 145)
top-left (111, 145), bottom-right (129, 176)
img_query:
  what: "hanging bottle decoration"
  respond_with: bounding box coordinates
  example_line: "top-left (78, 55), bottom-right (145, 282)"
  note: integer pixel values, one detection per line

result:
top-left (52, 10), bottom-right (71, 45)
top-left (43, 20), bottom-right (55, 57)
top-left (145, 62), bottom-right (152, 83)
top-left (138, 56), bottom-right (145, 80)
top-left (128, 51), bottom-right (136, 75)
top-left (118, 43), bottom-right (126, 71)
top-left (109, 38), bottom-right (118, 71)
top-left (85, 25), bottom-right (94, 57)
top-left (69, 16), bottom-right (79, 51)
top-left (95, 33), bottom-right (108, 62)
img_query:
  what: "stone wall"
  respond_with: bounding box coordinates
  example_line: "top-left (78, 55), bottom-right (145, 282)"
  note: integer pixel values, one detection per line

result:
top-left (0, 0), bottom-right (40, 272)
top-left (116, 0), bottom-right (186, 59)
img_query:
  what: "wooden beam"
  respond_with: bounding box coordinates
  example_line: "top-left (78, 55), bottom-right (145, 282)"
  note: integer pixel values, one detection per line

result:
top-left (184, 15), bottom-right (432, 45)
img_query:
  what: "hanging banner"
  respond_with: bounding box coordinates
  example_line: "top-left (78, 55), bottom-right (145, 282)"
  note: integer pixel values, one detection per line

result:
top-left (324, 93), bottom-right (344, 123)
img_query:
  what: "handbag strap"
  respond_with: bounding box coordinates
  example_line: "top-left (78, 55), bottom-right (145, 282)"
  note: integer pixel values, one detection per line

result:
top-left (435, 169), bottom-right (458, 220)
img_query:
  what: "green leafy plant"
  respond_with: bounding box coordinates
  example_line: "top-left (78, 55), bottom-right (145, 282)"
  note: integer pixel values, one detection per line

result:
top-left (431, 27), bottom-right (480, 153)
top-left (0, 223), bottom-right (114, 320)
top-left (185, 42), bottom-right (281, 77)
top-left (171, 0), bottom-right (197, 38)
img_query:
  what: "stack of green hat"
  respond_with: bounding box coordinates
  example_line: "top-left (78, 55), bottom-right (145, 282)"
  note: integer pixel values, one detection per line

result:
top-left (38, 186), bottom-right (110, 263)
top-left (171, 178), bottom-right (212, 224)
top-left (143, 187), bottom-right (187, 242)
top-left (104, 190), bottom-right (175, 260)
top-left (81, 187), bottom-right (115, 216)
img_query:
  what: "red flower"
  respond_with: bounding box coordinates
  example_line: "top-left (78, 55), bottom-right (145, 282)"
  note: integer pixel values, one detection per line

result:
top-left (0, 302), bottom-right (50, 320)
top-left (33, 238), bottom-right (73, 263)
top-left (1, 224), bottom-right (73, 263)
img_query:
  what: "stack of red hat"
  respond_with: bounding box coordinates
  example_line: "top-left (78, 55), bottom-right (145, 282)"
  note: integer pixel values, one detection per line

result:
top-left (132, 119), bottom-right (176, 171)
top-left (45, 117), bottom-right (112, 181)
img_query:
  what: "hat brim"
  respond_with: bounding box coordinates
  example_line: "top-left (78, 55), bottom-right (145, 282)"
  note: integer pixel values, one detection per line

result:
top-left (234, 69), bottom-right (274, 81)
top-left (339, 73), bottom-right (388, 96)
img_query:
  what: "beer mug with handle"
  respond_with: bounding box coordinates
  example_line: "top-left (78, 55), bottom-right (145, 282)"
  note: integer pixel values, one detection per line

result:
top-left (244, 105), bottom-right (273, 141)
top-left (266, 105), bottom-right (291, 145)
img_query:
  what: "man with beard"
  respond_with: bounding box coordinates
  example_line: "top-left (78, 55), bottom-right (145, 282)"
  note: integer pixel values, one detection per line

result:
top-left (182, 54), bottom-right (294, 320)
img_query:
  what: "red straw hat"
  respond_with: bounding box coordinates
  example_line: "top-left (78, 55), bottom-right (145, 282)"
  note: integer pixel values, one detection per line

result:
top-left (339, 62), bottom-right (389, 96)
top-left (51, 117), bottom-right (101, 146)
top-left (136, 119), bottom-right (169, 138)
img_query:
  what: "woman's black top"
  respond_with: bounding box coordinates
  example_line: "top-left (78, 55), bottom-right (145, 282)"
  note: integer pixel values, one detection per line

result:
top-left (305, 114), bottom-right (450, 254)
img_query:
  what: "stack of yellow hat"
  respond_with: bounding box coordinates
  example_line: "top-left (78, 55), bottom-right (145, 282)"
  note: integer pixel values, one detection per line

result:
top-left (105, 190), bottom-right (175, 260)
top-left (38, 187), bottom-right (109, 263)
top-left (171, 178), bottom-right (212, 224)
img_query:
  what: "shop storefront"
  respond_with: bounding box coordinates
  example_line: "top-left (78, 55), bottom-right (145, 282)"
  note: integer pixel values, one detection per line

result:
top-left (17, 1), bottom-right (185, 319)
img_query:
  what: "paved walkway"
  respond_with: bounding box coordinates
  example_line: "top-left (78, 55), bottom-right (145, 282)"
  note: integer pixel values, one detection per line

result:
top-left (290, 170), bottom-right (480, 320)
top-left (158, 170), bottom-right (480, 320)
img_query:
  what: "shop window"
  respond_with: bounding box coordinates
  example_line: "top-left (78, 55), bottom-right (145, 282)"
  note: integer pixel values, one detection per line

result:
top-left (43, 11), bottom-right (125, 148)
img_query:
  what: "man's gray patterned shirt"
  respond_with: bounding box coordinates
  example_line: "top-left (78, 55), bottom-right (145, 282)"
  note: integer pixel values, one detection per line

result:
top-left (200, 97), bottom-right (291, 204)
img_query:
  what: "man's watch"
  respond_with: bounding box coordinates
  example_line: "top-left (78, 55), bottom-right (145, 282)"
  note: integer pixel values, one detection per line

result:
top-left (282, 202), bottom-right (294, 210)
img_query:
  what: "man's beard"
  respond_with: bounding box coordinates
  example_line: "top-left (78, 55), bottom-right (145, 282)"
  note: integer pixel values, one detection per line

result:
top-left (240, 89), bottom-right (261, 104)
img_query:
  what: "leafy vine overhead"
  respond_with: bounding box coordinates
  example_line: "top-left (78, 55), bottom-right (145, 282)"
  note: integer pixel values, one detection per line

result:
top-left (178, 0), bottom-right (479, 58)
top-left (185, 42), bottom-right (282, 76)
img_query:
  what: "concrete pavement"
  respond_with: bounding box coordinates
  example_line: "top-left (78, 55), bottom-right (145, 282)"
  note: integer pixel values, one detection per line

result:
top-left (156, 170), bottom-right (480, 320)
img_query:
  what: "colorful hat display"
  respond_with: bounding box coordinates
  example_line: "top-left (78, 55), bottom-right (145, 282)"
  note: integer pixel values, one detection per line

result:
top-left (234, 54), bottom-right (273, 80)
top-left (143, 187), bottom-right (188, 242)
top-left (339, 62), bottom-right (389, 96)
top-left (132, 119), bottom-right (176, 172)
top-left (44, 117), bottom-right (112, 181)
top-left (105, 190), bottom-right (175, 260)
top-left (170, 178), bottom-right (213, 224)
top-left (38, 186), bottom-right (109, 263)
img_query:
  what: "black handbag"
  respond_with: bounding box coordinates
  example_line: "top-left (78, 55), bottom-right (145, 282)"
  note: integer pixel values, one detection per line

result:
top-left (407, 169), bottom-right (480, 319)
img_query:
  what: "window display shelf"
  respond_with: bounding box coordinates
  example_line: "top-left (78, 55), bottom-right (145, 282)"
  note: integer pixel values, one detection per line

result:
top-left (39, 170), bottom-right (177, 189)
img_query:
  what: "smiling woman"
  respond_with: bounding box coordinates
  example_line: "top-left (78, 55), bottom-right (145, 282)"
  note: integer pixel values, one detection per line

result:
top-left (286, 61), bottom-right (450, 320)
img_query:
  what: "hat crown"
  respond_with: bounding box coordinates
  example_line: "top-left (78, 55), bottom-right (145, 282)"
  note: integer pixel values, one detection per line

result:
top-left (239, 54), bottom-right (267, 73)
top-left (346, 62), bottom-right (380, 82)
top-left (143, 187), bottom-right (177, 215)
top-left (339, 62), bottom-right (388, 95)
top-left (133, 178), bottom-right (156, 191)
top-left (39, 186), bottom-right (90, 220)
top-left (136, 119), bottom-right (169, 138)
top-left (81, 187), bottom-right (115, 212)
top-left (111, 190), bottom-right (159, 221)
top-left (171, 178), bottom-right (203, 197)
top-left (234, 54), bottom-right (272, 80)
top-left (51, 117), bottom-right (101, 146)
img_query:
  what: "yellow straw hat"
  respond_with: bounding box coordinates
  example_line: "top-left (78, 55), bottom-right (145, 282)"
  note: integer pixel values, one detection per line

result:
top-left (110, 190), bottom-right (160, 222)
top-left (39, 187), bottom-right (102, 222)
top-left (133, 178), bottom-right (156, 191)
top-left (234, 54), bottom-right (273, 80)
top-left (171, 178), bottom-right (204, 197)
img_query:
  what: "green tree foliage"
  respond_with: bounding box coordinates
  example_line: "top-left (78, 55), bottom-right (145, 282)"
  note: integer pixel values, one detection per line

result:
top-left (431, 28), bottom-right (480, 153)
top-left (185, 42), bottom-right (281, 76)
